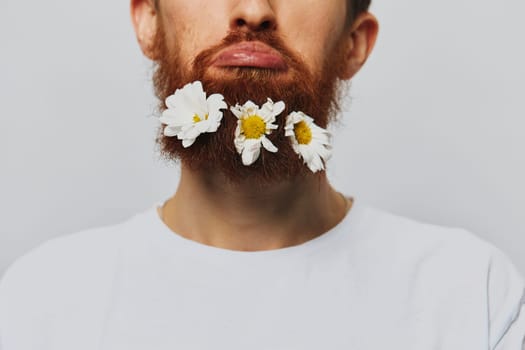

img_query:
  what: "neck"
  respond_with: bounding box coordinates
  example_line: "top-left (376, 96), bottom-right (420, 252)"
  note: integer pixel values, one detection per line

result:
top-left (159, 164), bottom-right (351, 251)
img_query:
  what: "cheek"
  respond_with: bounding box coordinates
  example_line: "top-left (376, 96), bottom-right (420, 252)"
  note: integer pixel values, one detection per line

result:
top-left (284, 28), bottom-right (343, 76)
top-left (159, 4), bottom-right (226, 70)
top-left (279, 6), bottom-right (347, 74)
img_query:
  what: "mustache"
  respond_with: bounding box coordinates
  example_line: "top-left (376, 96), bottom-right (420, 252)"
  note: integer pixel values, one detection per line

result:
top-left (191, 30), bottom-right (304, 74)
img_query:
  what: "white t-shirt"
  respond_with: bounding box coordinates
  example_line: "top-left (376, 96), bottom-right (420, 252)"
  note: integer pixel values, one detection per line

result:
top-left (1, 199), bottom-right (524, 349)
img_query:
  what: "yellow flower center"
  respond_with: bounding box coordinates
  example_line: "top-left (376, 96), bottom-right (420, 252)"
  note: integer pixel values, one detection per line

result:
top-left (242, 115), bottom-right (266, 139)
top-left (193, 113), bottom-right (208, 123)
top-left (294, 121), bottom-right (313, 145)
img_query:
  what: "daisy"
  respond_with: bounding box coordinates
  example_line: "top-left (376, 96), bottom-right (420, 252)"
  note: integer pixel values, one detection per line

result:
top-left (230, 98), bottom-right (285, 166)
top-left (285, 111), bottom-right (332, 173)
top-left (159, 81), bottom-right (227, 148)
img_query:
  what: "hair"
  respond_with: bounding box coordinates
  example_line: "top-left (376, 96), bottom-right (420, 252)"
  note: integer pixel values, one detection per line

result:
top-left (152, 0), bottom-right (372, 24)
top-left (349, 0), bottom-right (372, 23)
top-left (152, 27), bottom-right (346, 185)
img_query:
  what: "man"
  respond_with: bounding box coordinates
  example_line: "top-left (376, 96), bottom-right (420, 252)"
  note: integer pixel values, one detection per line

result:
top-left (0, 0), bottom-right (524, 349)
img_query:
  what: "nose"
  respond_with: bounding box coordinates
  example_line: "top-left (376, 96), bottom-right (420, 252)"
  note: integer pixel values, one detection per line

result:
top-left (229, 0), bottom-right (277, 32)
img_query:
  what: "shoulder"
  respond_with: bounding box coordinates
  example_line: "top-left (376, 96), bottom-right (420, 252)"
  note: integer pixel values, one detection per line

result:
top-left (485, 242), bottom-right (525, 349)
top-left (1, 221), bottom-right (124, 289)
top-left (360, 205), bottom-right (525, 348)
top-left (0, 228), bottom-right (114, 304)
top-left (358, 205), bottom-right (502, 264)
top-left (363, 205), bottom-right (523, 280)
top-left (0, 209), bottom-right (152, 316)
top-left (0, 207), bottom-right (159, 347)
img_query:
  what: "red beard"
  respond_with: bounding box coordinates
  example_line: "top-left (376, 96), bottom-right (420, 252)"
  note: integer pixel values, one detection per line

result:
top-left (152, 26), bottom-right (347, 185)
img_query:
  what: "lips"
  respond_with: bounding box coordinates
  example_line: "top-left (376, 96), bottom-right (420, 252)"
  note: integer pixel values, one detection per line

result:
top-left (211, 41), bottom-right (287, 70)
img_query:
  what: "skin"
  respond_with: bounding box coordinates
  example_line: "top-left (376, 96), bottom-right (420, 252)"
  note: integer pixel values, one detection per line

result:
top-left (130, 0), bottom-right (379, 251)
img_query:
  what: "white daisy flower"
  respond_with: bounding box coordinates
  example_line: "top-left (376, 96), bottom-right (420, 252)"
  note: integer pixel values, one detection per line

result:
top-left (230, 98), bottom-right (285, 166)
top-left (285, 111), bottom-right (332, 173)
top-left (159, 81), bottom-right (227, 148)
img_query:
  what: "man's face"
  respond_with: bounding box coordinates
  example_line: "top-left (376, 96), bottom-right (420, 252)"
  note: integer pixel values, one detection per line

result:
top-left (131, 0), bottom-right (376, 184)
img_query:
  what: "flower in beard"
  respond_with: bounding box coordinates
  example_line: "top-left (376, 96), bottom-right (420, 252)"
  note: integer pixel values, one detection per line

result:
top-left (285, 111), bottom-right (332, 173)
top-left (230, 98), bottom-right (285, 166)
top-left (159, 81), bottom-right (227, 148)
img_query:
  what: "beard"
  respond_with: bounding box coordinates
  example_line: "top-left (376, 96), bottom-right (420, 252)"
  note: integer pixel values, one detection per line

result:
top-left (152, 25), bottom-right (348, 186)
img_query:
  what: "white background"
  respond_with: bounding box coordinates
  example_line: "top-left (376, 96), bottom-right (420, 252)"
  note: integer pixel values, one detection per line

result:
top-left (1, 0), bottom-right (524, 276)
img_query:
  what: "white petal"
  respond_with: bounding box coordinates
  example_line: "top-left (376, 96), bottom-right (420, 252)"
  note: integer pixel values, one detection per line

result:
top-left (311, 133), bottom-right (329, 146)
top-left (244, 138), bottom-right (261, 149)
top-left (232, 100), bottom-right (258, 118)
top-left (314, 156), bottom-right (326, 171)
top-left (318, 145), bottom-right (333, 161)
top-left (311, 123), bottom-right (330, 138)
top-left (169, 83), bottom-right (201, 115)
top-left (234, 123), bottom-right (242, 137)
top-left (230, 105), bottom-right (244, 119)
top-left (259, 99), bottom-right (274, 119)
top-left (191, 81), bottom-right (205, 98)
top-left (294, 137), bottom-right (332, 173)
top-left (285, 112), bottom-right (297, 127)
top-left (284, 116), bottom-right (296, 136)
top-left (241, 144), bottom-right (261, 166)
top-left (206, 110), bottom-right (224, 132)
top-left (186, 81), bottom-right (207, 113)
top-left (266, 123), bottom-right (279, 131)
top-left (299, 146), bottom-right (315, 163)
top-left (261, 137), bottom-right (278, 153)
top-left (290, 142), bottom-right (301, 155)
top-left (307, 155), bottom-right (325, 173)
top-left (181, 126), bottom-right (203, 141)
top-left (203, 117), bottom-right (221, 133)
top-left (242, 100), bottom-right (258, 111)
top-left (260, 99), bottom-right (284, 121)
top-left (159, 117), bottom-right (173, 126)
top-left (163, 125), bottom-right (180, 137)
top-left (182, 138), bottom-right (197, 148)
top-left (302, 114), bottom-right (315, 124)
top-left (159, 109), bottom-right (180, 124)
top-left (165, 93), bottom-right (180, 109)
top-left (207, 108), bottom-right (224, 121)
top-left (234, 136), bottom-right (245, 154)
top-left (272, 101), bottom-right (286, 117)
top-left (195, 120), bottom-right (212, 133)
top-left (162, 104), bottom-right (196, 125)
top-left (179, 123), bottom-right (195, 133)
top-left (207, 93), bottom-right (227, 111)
